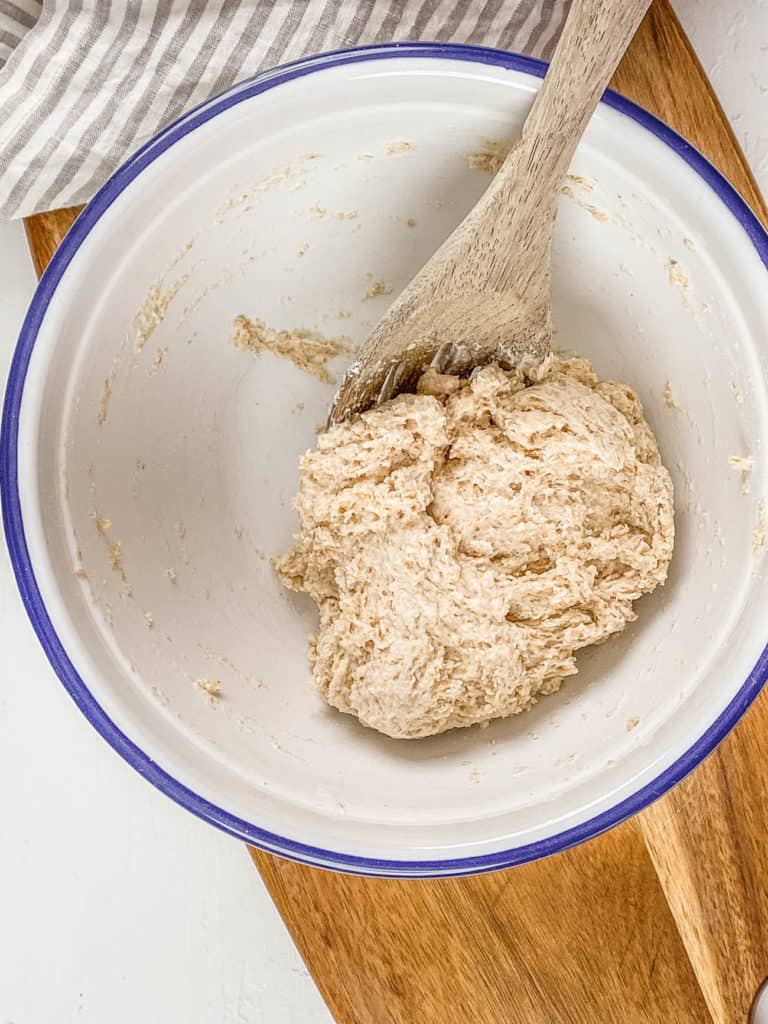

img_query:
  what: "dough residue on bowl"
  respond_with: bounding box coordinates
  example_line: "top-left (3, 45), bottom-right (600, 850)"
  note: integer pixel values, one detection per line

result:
top-left (729, 453), bottom-right (753, 493)
top-left (364, 279), bottom-right (393, 300)
top-left (97, 376), bottom-right (113, 425)
top-left (753, 499), bottom-right (766, 554)
top-left (195, 677), bottom-right (222, 699)
top-left (467, 138), bottom-right (513, 174)
top-left (232, 315), bottom-right (349, 384)
top-left (386, 140), bottom-right (415, 155)
top-left (667, 258), bottom-right (688, 290)
top-left (275, 358), bottom-right (675, 739)
top-left (133, 275), bottom-right (188, 351)
top-left (663, 381), bottom-right (681, 410)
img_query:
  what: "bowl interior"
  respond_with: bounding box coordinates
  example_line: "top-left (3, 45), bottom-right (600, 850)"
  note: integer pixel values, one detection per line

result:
top-left (16, 50), bottom-right (768, 871)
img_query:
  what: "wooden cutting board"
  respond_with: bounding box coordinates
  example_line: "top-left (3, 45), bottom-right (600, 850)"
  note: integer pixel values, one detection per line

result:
top-left (24, 3), bottom-right (768, 1021)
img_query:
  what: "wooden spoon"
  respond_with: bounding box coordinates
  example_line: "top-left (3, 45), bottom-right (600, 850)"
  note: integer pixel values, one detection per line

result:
top-left (329, 0), bottom-right (651, 423)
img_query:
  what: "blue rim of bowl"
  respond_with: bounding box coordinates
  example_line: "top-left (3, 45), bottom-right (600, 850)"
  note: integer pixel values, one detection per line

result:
top-left (3, 42), bottom-right (768, 878)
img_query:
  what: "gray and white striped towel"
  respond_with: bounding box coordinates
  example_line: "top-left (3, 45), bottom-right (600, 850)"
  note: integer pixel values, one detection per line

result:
top-left (0, 0), bottom-right (569, 219)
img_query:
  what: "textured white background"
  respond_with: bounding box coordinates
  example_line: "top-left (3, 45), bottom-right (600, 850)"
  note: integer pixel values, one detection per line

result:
top-left (1, 4), bottom-right (767, 1021)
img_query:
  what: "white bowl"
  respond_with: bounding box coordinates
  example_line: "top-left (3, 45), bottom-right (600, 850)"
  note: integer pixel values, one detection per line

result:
top-left (4, 44), bottom-right (768, 877)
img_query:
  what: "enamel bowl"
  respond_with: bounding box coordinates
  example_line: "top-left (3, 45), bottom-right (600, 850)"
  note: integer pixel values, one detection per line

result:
top-left (4, 44), bottom-right (768, 876)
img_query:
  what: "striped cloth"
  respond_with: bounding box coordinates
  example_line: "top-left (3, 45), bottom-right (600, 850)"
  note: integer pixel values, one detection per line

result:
top-left (0, 0), bottom-right (569, 219)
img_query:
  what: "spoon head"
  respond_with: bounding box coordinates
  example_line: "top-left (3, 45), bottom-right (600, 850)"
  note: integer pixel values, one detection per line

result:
top-left (328, 293), bottom-right (552, 424)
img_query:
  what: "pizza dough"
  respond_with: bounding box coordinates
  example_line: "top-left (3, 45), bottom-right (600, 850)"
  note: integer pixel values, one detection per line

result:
top-left (275, 358), bottom-right (674, 739)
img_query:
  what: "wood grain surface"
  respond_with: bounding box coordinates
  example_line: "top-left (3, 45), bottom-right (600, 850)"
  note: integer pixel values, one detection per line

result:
top-left (24, 207), bottom-right (81, 278)
top-left (256, 821), bottom-right (711, 1024)
top-left (22, 3), bottom-right (768, 1022)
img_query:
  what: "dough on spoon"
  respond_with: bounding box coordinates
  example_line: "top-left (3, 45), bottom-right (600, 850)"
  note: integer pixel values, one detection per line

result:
top-left (275, 358), bottom-right (674, 739)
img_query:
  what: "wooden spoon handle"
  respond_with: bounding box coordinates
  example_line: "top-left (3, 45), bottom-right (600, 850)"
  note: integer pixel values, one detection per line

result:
top-left (497, 0), bottom-right (652, 208)
top-left (459, 0), bottom-right (652, 303)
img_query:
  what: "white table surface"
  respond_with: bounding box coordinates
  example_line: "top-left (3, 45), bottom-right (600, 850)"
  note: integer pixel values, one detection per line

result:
top-left (2, 4), bottom-right (767, 1021)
